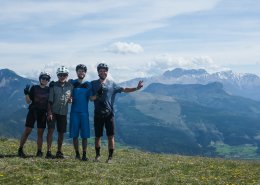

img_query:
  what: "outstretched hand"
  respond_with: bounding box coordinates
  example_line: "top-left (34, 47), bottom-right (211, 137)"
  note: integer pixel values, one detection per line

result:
top-left (24, 84), bottom-right (30, 95)
top-left (136, 80), bottom-right (143, 90)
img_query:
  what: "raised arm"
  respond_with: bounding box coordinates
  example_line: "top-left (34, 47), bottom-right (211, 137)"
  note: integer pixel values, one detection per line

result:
top-left (122, 80), bottom-right (143, 93)
top-left (24, 84), bottom-right (32, 104)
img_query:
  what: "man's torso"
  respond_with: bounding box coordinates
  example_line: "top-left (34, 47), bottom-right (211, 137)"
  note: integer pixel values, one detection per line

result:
top-left (70, 79), bottom-right (92, 113)
top-left (49, 81), bottom-right (73, 115)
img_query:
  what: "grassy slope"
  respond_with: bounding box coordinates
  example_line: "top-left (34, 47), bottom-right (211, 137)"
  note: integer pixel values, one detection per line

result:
top-left (0, 138), bottom-right (260, 185)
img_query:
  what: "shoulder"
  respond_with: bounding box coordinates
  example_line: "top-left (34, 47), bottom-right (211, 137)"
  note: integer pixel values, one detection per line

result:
top-left (91, 80), bottom-right (100, 88)
top-left (31, 84), bottom-right (37, 89)
top-left (79, 81), bottom-right (90, 89)
top-left (84, 81), bottom-right (91, 86)
top-left (65, 81), bottom-right (73, 88)
top-left (110, 80), bottom-right (120, 87)
top-left (91, 79), bottom-right (99, 84)
top-left (68, 79), bottom-right (77, 84)
top-left (48, 81), bottom-right (56, 88)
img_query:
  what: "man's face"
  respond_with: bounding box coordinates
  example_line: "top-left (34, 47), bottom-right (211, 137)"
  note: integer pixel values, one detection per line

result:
top-left (98, 68), bottom-right (108, 80)
top-left (77, 69), bottom-right (86, 80)
top-left (57, 73), bottom-right (68, 83)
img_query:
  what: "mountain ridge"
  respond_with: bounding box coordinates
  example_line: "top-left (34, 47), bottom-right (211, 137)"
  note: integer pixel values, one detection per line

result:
top-left (120, 68), bottom-right (260, 101)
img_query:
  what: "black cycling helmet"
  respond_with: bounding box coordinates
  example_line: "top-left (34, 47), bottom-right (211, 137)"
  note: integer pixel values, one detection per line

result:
top-left (76, 64), bottom-right (87, 72)
top-left (39, 72), bottom-right (51, 81)
top-left (97, 63), bottom-right (108, 71)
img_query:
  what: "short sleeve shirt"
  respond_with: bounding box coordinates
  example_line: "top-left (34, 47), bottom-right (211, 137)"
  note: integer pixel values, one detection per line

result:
top-left (29, 85), bottom-right (49, 111)
top-left (48, 81), bottom-right (73, 115)
top-left (91, 79), bottom-right (123, 113)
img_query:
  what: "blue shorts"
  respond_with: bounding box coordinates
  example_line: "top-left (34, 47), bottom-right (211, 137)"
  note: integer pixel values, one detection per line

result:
top-left (70, 112), bottom-right (90, 139)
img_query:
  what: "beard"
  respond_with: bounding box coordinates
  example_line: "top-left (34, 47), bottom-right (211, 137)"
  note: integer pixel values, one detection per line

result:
top-left (78, 75), bottom-right (85, 80)
top-left (98, 74), bottom-right (107, 80)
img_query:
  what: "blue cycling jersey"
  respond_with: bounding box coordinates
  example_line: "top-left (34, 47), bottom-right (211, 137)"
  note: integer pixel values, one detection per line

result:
top-left (70, 79), bottom-right (93, 113)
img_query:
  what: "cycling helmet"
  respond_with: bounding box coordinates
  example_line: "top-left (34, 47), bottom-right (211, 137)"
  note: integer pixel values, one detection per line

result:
top-left (97, 63), bottom-right (108, 71)
top-left (39, 72), bottom-right (51, 81)
top-left (56, 66), bottom-right (69, 75)
top-left (76, 64), bottom-right (87, 72)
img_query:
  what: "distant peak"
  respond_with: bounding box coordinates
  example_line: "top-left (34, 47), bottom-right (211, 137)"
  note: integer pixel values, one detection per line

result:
top-left (213, 70), bottom-right (260, 81)
top-left (0, 68), bottom-right (20, 78)
top-left (163, 68), bottom-right (208, 78)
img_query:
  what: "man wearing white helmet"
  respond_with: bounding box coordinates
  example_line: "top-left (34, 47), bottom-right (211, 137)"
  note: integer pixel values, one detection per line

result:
top-left (46, 66), bottom-right (73, 159)
top-left (18, 72), bottom-right (51, 158)
top-left (91, 63), bottom-right (143, 163)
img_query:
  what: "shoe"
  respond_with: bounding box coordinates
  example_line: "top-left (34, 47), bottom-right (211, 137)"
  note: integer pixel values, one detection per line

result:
top-left (94, 155), bottom-right (100, 162)
top-left (36, 151), bottom-right (43, 157)
top-left (56, 151), bottom-right (64, 159)
top-left (18, 148), bottom-right (26, 158)
top-left (75, 153), bottom-right (80, 160)
top-left (106, 156), bottom-right (113, 164)
top-left (45, 151), bottom-right (54, 159)
top-left (82, 155), bottom-right (88, 161)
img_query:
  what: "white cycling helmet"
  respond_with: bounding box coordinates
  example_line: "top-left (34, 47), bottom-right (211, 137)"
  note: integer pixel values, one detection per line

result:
top-left (39, 72), bottom-right (51, 81)
top-left (56, 66), bottom-right (69, 75)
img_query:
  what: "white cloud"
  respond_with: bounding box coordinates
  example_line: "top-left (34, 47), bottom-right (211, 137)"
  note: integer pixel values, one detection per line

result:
top-left (3, 0), bottom-right (260, 81)
top-left (107, 42), bottom-right (144, 54)
top-left (144, 54), bottom-right (228, 76)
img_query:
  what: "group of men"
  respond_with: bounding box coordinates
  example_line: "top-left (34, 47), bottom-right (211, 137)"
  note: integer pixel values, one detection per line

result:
top-left (18, 63), bottom-right (143, 163)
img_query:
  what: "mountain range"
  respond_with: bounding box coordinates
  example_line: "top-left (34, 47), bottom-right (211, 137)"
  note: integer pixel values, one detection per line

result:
top-left (1, 68), bottom-right (260, 158)
top-left (120, 68), bottom-right (260, 101)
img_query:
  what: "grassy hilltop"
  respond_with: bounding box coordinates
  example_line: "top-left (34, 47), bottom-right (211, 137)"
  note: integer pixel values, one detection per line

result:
top-left (0, 138), bottom-right (260, 185)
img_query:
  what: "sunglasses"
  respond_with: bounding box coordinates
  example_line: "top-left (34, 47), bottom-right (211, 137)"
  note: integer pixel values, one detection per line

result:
top-left (41, 77), bottom-right (50, 81)
top-left (58, 74), bottom-right (68, 77)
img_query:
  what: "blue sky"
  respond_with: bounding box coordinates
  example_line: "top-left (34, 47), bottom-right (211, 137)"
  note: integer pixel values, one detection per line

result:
top-left (0, 0), bottom-right (260, 81)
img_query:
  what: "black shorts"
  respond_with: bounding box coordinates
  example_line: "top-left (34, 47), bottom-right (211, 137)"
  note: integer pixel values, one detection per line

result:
top-left (47, 114), bottom-right (67, 133)
top-left (94, 113), bottom-right (115, 137)
top-left (25, 109), bottom-right (47, 129)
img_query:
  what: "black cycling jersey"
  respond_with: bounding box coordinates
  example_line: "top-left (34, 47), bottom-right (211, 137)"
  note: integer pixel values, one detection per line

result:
top-left (29, 85), bottom-right (50, 110)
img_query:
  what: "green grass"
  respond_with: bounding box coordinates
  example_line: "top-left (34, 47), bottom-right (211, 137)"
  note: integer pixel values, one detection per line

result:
top-left (212, 142), bottom-right (259, 159)
top-left (0, 138), bottom-right (260, 185)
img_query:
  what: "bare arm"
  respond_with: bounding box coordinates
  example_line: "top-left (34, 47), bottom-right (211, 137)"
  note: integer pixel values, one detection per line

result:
top-left (47, 102), bottom-right (53, 121)
top-left (89, 95), bottom-right (97, 101)
top-left (25, 95), bottom-right (32, 104)
top-left (122, 80), bottom-right (144, 93)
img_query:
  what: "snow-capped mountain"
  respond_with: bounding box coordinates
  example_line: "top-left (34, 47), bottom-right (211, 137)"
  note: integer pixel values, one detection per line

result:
top-left (120, 68), bottom-right (260, 101)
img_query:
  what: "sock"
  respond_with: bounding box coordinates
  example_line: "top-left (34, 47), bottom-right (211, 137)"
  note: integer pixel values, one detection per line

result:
top-left (82, 151), bottom-right (86, 156)
top-left (109, 149), bottom-right (114, 158)
top-left (76, 150), bottom-right (80, 155)
top-left (95, 147), bottom-right (100, 156)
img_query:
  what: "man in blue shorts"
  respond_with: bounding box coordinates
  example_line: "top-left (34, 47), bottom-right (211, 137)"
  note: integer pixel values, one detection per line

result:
top-left (69, 64), bottom-right (96, 161)
top-left (91, 63), bottom-right (143, 163)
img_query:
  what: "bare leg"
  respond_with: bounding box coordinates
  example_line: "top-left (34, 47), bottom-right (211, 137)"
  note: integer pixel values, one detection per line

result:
top-left (37, 128), bottom-right (44, 151)
top-left (19, 127), bottom-right (32, 148)
top-left (57, 132), bottom-right (64, 152)
top-left (107, 135), bottom-right (115, 161)
top-left (46, 128), bottom-right (54, 151)
top-left (73, 138), bottom-right (79, 152)
top-left (108, 135), bottom-right (114, 150)
top-left (82, 138), bottom-right (87, 152)
top-left (95, 137), bottom-right (101, 160)
top-left (95, 137), bottom-right (101, 149)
